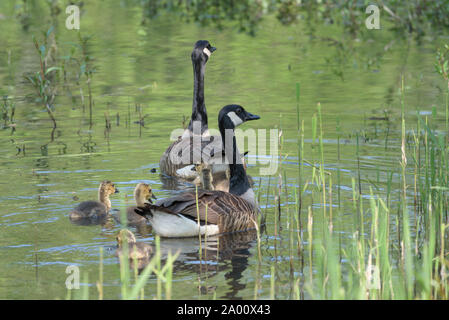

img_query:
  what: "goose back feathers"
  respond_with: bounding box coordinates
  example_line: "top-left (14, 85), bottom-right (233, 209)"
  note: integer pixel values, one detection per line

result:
top-left (135, 190), bottom-right (257, 237)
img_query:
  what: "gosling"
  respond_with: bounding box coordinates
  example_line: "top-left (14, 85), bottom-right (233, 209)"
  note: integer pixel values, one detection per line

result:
top-left (125, 183), bottom-right (157, 224)
top-left (69, 181), bottom-right (119, 220)
top-left (115, 229), bottom-right (153, 261)
top-left (194, 161), bottom-right (254, 192)
top-left (193, 162), bottom-right (228, 191)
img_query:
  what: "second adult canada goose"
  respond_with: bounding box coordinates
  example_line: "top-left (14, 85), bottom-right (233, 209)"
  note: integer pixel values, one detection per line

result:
top-left (136, 104), bottom-right (260, 237)
top-left (69, 181), bottom-right (119, 220)
top-left (159, 40), bottom-right (217, 177)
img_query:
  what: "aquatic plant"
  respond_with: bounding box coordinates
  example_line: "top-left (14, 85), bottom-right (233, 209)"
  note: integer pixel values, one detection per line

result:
top-left (24, 27), bottom-right (59, 139)
top-left (435, 43), bottom-right (449, 91)
top-left (78, 33), bottom-right (97, 127)
top-left (1, 96), bottom-right (15, 130)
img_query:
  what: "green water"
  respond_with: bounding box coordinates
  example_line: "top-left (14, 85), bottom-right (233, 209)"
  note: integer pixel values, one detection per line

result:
top-left (0, 1), bottom-right (447, 299)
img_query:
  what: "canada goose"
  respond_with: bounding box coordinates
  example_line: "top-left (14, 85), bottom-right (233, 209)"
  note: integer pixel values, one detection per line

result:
top-left (159, 40), bottom-right (217, 178)
top-left (136, 104), bottom-right (260, 237)
top-left (115, 229), bottom-right (153, 261)
top-left (124, 183), bottom-right (157, 224)
top-left (69, 181), bottom-right (119, 220)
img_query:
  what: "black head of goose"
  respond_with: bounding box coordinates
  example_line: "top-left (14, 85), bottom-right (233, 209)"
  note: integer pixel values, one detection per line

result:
top-left (159, 40), bottom-right (217, 177)
top-left (137, 104), bottom-right (260, 237)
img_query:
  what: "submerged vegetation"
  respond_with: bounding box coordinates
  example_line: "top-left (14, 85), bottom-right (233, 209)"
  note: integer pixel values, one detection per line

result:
top-left (0, 0), bottom-right (448, 300)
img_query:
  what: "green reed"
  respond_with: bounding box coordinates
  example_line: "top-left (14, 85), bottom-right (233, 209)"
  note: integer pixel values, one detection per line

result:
top-left (281, 79), bottom-right (449, 299)
top-left (24, 28), bottom-right (59, 137)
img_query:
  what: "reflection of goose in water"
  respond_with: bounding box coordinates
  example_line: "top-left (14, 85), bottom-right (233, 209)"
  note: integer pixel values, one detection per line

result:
top-left (112, 228), bottom-right (260, 297)
top-left (156, 230), bottom-right (260, 298)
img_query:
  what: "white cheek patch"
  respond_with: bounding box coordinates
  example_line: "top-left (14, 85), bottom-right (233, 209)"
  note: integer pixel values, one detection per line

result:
top-left (227, 111), bottom-right (243, 127)
top-left (203, 47), bottom-right (211, 57)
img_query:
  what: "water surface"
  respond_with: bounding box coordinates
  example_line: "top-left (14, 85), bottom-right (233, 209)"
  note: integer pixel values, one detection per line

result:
top-left (0, 1), bottom-right (447, 299)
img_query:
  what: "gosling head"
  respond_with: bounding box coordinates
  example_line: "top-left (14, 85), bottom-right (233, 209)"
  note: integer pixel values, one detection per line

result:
top-left (116, 229), bottom-right (136, 247)
top-left (218, 104), bottom-right (260, 129)
top-left (191, 40), bottom-right (216, 64)
top-left (99, 180), bottom-right (119, 196)
top-left (134, 183), bottom-right (157, 205)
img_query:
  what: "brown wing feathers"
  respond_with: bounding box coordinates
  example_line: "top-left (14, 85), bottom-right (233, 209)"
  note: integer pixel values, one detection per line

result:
top-left (135, 190), bottom-right (257, 233)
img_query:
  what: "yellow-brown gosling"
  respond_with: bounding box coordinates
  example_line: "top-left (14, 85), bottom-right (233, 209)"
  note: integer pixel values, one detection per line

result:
top-left (194, 156), bottom-right (254, 192)
top-left (115, 229), bottom-right (153, 261)
top-left (69, 181), bottom-right (119, 220)
top-left (125, 183), bottom-right (157, 224)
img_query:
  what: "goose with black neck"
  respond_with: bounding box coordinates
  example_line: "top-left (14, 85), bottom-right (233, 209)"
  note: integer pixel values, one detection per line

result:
top-left (137, 104), bottom-right (260, 237)
top-left (159, 40), bottom-right (216, 177)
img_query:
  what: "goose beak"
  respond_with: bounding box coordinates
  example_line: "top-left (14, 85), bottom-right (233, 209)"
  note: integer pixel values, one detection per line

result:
top-left (114, 188), bottom-right (119, 194)
top-left (244, 112), bottom-right (260, 121)
top-left (152, 194), bottom-right (157, 200)
top-left (210, 46), bottom-right (217, 53)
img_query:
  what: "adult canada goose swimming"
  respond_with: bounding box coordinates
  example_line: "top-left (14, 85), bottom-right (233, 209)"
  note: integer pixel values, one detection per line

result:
top-left (136, 104), bottom-right (260, 237)
top-left (123, 183), bottom-right (157, 225)
top-left (115, 229), bottom-right (153, 260)
top-left (69, 181), bottom-right (119, 221)
top-left (159, 40), bottom-right (217, 177)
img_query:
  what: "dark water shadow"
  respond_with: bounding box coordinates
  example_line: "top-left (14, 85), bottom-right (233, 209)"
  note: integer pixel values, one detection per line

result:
top-left (160, 230), bottom-right (259, 299)
top-left (159, 173), bottom-right (198, 191)
top-left (68, 214), bottom-right (112, 226)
